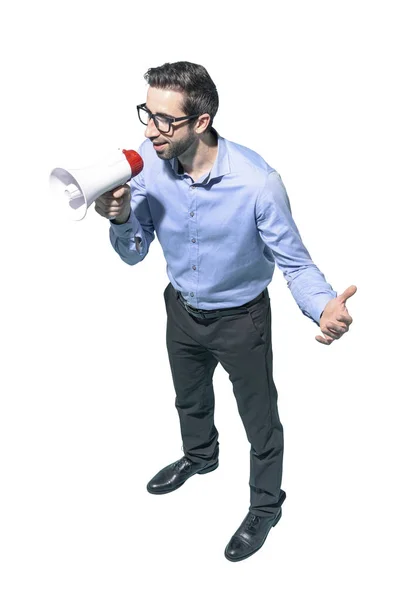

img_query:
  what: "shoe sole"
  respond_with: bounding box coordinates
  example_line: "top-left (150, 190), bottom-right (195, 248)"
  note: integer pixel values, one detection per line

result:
top-left (147, 461), bottom-right (219, 495)
top-left (224, 509), bottom-right (282, 562)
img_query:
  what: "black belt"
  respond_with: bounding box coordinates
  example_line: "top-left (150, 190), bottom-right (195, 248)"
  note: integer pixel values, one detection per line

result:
top-left (177, 289), bottom-right (265, 320)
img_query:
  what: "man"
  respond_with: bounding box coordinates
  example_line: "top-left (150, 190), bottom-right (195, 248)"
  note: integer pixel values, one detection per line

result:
top-left (95, 61), bottom-right (356, 562)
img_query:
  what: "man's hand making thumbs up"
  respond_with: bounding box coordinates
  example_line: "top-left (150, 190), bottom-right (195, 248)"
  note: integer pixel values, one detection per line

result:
top-left (316, 285), bottom-right (357, 345)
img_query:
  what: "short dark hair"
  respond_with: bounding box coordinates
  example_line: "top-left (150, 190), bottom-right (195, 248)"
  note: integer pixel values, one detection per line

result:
top-left (144, 61), bottom-right (219, 131)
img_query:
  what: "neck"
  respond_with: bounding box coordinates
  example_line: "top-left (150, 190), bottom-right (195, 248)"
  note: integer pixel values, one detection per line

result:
top-left (178, 129), bottom-right (218, 178)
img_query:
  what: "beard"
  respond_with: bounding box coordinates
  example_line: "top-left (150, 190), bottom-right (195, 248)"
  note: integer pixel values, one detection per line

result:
top-left (154, 128), bottom-right (198, 161)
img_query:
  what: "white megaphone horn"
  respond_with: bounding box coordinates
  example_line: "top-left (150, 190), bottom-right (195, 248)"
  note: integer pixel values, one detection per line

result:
top-left (49, 149), bottom-right (144, 221)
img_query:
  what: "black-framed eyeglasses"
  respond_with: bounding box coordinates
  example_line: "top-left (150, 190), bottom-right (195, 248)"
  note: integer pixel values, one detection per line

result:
top-left (136, 103), bottom-right (201, 134)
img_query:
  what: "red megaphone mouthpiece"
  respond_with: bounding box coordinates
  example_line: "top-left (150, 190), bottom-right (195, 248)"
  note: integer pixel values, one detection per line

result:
top-left (122, 149), bottom-right (144, 177)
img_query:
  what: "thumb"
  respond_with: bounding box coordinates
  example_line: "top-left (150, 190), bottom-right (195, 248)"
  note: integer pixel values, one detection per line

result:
top-left (338, 285), bottom-right (357, 303)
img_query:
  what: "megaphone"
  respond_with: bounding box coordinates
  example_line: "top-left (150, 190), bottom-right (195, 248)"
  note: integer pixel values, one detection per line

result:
top-left (49, 149), bottom-right (144, 220)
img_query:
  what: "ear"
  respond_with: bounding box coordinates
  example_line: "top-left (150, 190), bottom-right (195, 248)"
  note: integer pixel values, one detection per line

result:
top-left (194, 113), bottom-right (211, 135)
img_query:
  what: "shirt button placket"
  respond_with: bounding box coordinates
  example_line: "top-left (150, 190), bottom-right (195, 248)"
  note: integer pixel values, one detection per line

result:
top-left (189, 184), bottom-right (198, 302)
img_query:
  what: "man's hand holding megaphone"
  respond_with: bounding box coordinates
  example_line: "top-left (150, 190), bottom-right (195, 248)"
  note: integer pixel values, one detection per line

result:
top-left (94, 184), bottom-right (131, 224)
top-left (49, 148), bottom-right (143, 221)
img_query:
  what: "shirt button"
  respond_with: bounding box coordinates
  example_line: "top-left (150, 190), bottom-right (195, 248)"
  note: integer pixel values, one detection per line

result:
top-left (190, 211), bottom-right (194, 217)
top-left (192, 265), bottom-right (196, 270)
top-left (190, 292), bottom-right (194, 297)
top-left (191, 238), bottom-right (196, 243)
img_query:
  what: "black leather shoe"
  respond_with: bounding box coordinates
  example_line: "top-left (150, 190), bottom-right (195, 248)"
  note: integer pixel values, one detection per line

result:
top-left (224, 509), bottom-right (282, 562)
top-left (146, 456), bottom-right (218, 495)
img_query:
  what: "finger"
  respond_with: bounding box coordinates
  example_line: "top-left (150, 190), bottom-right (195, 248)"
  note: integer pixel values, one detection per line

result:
top-left (327, 328), bottom-right (343, 339)
top-left (328, 327), bottom-right (347, 339)
top-left (338, 285), bottom-right (357, 303)
top-left (96, 197), bottom-right (124, 211)
top-left (94, 204), bottom-right (106, 218)
top-left (315, 334), bottom-right (334, 345)
top-left (326, 322), bottom-right (348, 334)
top-left (112, 186), bottom-right (128, 199)
top-left (110, 197), bottom-right (125, 207)
top-left (98, 187), bottom-right (128, 202)
top-left (99, 191), bottom-right (117, 201)
top-left (95, 197), bottom-right (113, 211)
top-left (95, 204), bottom-right (121, 220)
top-left (337, 314), bottom-right (353, 325)
top-left (321, 327), bottom-right (340, 340)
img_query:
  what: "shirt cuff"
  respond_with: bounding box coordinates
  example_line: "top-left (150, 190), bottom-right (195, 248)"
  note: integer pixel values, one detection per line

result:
top-left (308, 291), bottom-right (337, 325)
top-left (109, 212), bottom-right (141, 239)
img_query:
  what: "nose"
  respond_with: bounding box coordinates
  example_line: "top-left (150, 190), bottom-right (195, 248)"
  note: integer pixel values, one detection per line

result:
top-left (145, 117), bottom-right (159, 139)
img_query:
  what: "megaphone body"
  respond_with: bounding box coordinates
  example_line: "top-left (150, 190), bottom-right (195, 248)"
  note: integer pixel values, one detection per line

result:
top-left (49, 149), bottom-right (144, 220)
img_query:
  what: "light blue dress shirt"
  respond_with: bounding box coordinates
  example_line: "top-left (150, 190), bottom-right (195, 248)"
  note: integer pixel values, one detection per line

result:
top-left (110, 129), bottom-right (336, 324)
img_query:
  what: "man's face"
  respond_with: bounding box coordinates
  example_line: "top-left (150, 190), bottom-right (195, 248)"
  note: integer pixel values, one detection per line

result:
top-left (144, 87), bottom-right (198, 161)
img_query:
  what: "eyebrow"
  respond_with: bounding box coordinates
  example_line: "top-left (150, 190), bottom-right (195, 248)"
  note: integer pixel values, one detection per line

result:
top-left (145, 105), bottom-right (174, 119)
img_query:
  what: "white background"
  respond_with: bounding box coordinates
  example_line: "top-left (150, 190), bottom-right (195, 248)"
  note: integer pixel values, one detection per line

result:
top-left (1, 1), bottom-right (399, 598)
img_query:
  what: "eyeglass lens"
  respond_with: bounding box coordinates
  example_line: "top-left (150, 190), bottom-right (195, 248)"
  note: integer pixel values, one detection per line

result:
top-left (138, 107), bottom-right (170, 133)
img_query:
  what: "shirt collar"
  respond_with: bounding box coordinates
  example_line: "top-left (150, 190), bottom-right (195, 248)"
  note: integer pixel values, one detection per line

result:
top-left (169, 127), bottom-right (231, 182)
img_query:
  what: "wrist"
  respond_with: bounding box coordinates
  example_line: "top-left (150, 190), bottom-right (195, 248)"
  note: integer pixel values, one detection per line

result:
top-left (111, 209), bottom-right (131, 225)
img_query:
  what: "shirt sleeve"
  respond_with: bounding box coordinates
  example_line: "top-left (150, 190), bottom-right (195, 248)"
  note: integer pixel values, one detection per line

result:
top-left (256, 170), bottom-right (337, 325)
top-left (109, 169), bottom-right (155, 265)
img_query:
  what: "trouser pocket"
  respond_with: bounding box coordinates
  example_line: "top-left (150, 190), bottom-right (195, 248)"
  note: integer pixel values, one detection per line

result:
top-left (246, 295), bottom-right (269, 342)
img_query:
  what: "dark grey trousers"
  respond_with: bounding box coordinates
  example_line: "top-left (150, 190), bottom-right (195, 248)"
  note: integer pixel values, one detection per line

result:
top-left (163, 282), bottom-right (286, 517)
